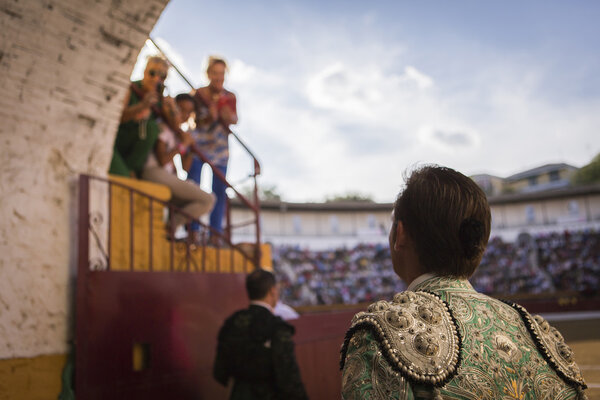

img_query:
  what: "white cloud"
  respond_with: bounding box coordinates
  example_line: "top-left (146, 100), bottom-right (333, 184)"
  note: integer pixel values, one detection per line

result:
top-left (154, 48), bottom-right (600, 202)
top-left (404, 66), bottom-right (434, 89)
top-left (148, 8), bottom-right (600, 203)
top-left (228, 59), bottom-right (259, 85)
top-left (305, 63), bottom-right (378, 118)
top-left (224, 58), bottom-right (440, 201)
top-left (417, 124), bottom-right (481, 152)
top-left (224, 55), bottom-right (493, 200)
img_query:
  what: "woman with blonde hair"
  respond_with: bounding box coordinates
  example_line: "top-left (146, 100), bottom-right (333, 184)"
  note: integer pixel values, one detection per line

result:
top-left (187, 56), bottom-right (237, 245)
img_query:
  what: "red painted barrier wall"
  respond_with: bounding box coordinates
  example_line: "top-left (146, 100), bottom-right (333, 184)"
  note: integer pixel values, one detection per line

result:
top-left (291, 310), bottom-right (357, 400)
top-left (78, 272), bottom-right (247, 399)
top-left (76, 269), bottom-right (600, 399)
top-left (76, 271), bottom-right (359, 399)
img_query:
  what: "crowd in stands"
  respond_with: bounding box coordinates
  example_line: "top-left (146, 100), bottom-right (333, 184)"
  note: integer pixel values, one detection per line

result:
top-left (273, 243), bottom-right (406, 307)
top-left (272, 229), bottom-right (600, 307)
top-left (470, 236), bottom-right (554, 295)
top-left (536, 230), bottom-right (600, 295)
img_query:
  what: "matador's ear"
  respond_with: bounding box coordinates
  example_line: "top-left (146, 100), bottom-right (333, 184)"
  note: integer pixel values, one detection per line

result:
top-left (394, 220), bottom-right (408, 251)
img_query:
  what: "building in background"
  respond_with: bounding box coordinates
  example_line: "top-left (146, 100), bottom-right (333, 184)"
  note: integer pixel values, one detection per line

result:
top-left (473, 163), bottom-right (578, 196)
top-left (504, 163), bottom-right (578, 194)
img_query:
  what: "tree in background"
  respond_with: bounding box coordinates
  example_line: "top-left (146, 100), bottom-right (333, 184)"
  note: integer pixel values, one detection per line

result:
top-left (325, 191), bottom-right (374, 203)
top-left (239, 184), bottom-right (282, 201)
top-left (572, 153), bottom-right (600, 185)
top-left (260, 185), bottom-right (282, 201)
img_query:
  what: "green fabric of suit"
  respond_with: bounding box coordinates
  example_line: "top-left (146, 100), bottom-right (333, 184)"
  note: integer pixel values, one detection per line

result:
top-left (341, 276), bottom-right (588, 400)
top-left (109, 81), bottom-right (161, 178)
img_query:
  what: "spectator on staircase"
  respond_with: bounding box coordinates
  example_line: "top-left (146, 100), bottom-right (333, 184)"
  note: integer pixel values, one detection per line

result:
top-left (141, 93), bottom-right (215, 241)
top-left (188, 56), bottom-right (238, 245)
top-left (109, 56), bottom-right (176, 178)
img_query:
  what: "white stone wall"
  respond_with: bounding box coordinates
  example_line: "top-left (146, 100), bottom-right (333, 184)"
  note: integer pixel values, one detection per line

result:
top-left (0, 0), bottom-right (168, 358)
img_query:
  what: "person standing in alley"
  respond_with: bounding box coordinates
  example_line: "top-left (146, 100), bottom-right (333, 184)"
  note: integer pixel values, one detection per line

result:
top-left (213, 269), bottom-right (308, 400)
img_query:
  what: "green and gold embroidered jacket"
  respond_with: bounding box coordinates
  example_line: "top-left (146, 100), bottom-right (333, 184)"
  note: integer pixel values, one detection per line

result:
top-left (341, 276), bottom-right (588, 400)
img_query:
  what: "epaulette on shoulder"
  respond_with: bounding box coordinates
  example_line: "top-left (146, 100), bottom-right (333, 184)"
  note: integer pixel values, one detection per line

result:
top-left (502, 301), bottom-right (587, 391)
top-left (340, 291), bottom-right (461, 387)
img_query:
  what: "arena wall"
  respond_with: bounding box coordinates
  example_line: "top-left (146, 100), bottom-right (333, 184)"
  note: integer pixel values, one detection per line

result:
top-left (0, 0), bottom-right (168, 396)
top-left (232, 190), bottom-right (600, 248)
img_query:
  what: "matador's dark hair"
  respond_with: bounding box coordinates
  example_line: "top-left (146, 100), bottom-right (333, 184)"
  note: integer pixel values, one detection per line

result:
top-left (393, 165), bottom-right (491, 278)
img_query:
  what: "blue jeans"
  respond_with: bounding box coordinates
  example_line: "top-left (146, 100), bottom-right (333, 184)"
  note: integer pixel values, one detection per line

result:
top-left (187, 158), bottom-right (227, 235)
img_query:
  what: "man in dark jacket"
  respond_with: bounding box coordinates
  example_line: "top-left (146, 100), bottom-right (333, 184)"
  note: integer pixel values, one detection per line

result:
top-left (213, 269), bottom-right (308, 400)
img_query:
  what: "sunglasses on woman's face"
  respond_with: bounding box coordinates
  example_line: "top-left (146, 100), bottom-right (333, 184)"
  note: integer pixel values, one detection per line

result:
top-left (148, 69), bottom-right (167, 80)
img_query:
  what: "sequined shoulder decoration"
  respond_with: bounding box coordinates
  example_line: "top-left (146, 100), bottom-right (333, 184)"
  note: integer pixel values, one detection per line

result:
top-left (340, 291), bottom-right (461, 387)
top-left (503, 301), bottom-right (587, 390)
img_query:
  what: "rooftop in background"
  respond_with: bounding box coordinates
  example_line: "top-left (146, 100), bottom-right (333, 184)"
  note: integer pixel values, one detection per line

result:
top-left (473, 163), bottom-right (579, 196)
top-left (506, 163), bottom-right (577, 182)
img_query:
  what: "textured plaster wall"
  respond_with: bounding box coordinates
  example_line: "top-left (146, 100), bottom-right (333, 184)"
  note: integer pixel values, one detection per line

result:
top-left (0, 0), bottom-right (169, 358)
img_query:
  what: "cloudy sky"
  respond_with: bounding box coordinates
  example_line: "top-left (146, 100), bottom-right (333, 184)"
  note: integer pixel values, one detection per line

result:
top-left (133, 0), bottom-right (600, 202)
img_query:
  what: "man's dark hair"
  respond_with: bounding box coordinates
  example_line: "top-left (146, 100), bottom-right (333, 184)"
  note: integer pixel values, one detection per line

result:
top-left (246, 269), bottom-right (276, 300)
top-left (175, 93), bottom-right (196, 105)
top-left (393, 165), bottom-right (491, 278)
